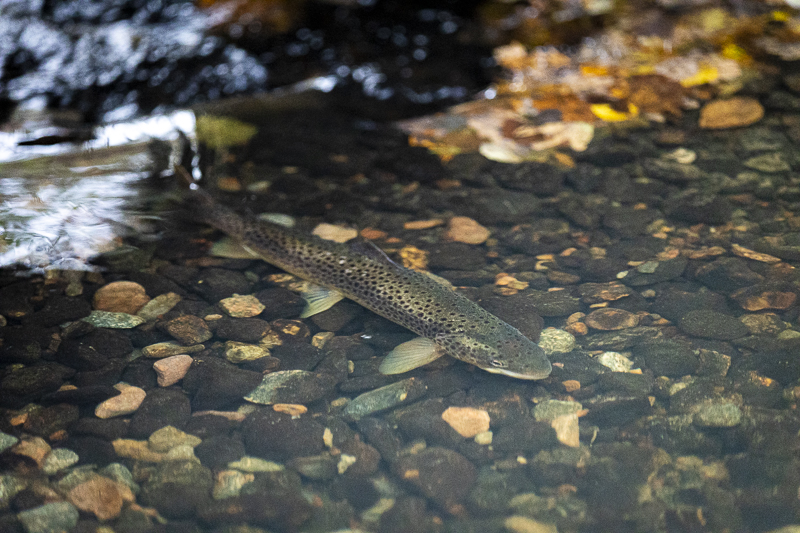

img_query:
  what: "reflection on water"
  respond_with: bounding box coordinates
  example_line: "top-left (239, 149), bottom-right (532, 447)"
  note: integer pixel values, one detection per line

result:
top-left (0, 111), bottom-right (195, 271)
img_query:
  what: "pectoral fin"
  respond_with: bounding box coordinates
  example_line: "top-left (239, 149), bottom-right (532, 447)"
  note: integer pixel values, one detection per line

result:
top-left (379, 337), bottom-right (445, 375)
top-left (300, 285), bottom-right (345, 318)
top-left (211, 237), bottom-right (261, 259)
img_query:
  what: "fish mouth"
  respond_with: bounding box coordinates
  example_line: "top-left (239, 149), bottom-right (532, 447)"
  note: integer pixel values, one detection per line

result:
top-left (481, 363), bottom-right (552, 380)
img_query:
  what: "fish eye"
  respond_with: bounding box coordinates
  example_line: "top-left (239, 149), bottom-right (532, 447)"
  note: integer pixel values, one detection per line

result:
top-left (489, 359), bottom-right (505, 368)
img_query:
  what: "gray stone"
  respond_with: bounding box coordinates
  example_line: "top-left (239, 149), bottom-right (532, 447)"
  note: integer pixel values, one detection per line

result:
top-left (245, 370), bottom-right (337, 405)
top-left (137, 292), bottom-right (182, 321)
top-left (0, 475), bottom-right (26, 509)
top-left (532, 400), bottom-right (583, 422)
top-left (42, 448), bottom-right (79, 475)
top-left (17, 502), bottom-right (79, 533)
top-left (82, 310), bottom-right (145, 329)
top-left (693, 402), bottom-right (742, 428)
top-left (342, 378), bottom-right (428, 421)
top-left (0, 431), bottom-right (19, 453)
top-left (100, 463), bottom-right (140, 494)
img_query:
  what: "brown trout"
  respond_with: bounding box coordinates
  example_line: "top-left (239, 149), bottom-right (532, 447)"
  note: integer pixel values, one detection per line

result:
top-left (190, 191), bottom-right (551, 380)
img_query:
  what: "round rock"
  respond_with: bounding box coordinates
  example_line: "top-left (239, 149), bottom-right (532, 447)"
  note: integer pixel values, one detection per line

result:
top-left (93, 281), bottom-right (150, 315)
top-left (679, 310), bottom-right (748, 340)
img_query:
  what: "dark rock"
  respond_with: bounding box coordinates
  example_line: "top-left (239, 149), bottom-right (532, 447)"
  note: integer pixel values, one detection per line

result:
top-left (492, 417), bottom-right (558, 454)
top-left (389, 399), bottom-right (462, 447)
top-left (42, 384), bottom-right (120, 405)
top-left (22, 404), bottom-right (79, 438)
top-left (190, 268), bottom-right (252, 302)
top-left (245, 370), bottom-right (337, 405)
top-left (308, 300), bottom-right (362, 332)
top-left (581, 394), bottom-right (652, 427)
top-left (0, 281), bottom-right (36, 319)
top-left (338, 437), bottom-right (381, 476)
top-left (194, 435), bottom-right (245, 469)
top-left (71, 360), bottom-right (126, 388)
top-left (468, 469), bottom-right (530, 513)
top-left (314, 350), bottom-right (350, 382)
top-left (491, 161), bottom-right (566, 195)
top-left (324, 336), bottom-right (376, 361)
top-left (356, 417), bottom-right (404, 464)
top-left (183, 414), bottom-right (238, 439)
top-left (58, 329), bottom-right (132, 371)
top-left (271, 343), bottom-right (326, 371)
top-left (679, 310), bottom-right (748, 340)
top-left (597, 371), bottom-right (654, 396)
top-left (548, 351), bottom-right (608, 385)
top-left (163, 315), bottom-right (212, 345)
top-left (0, 363), bottom-right (74, 407)
top-left (393, 447), bottom-right (477, 509)
top-left (603, 206), bottom-right (662, 237)
top-left (242, 409), bottom-right (326, 460)
top-left (526, 290), bottom-right (581, 317)
top-left (581, 326), bottom-right (662, 351)
top-left (182, 355), bottom-right (263, 411)
top-left (663, 192), bottom-right (734, 225)
top-left (212, 317), bottom-right (271, 342)
top-left (65, 436), bottom-right (118, 465)
top-left (23, 296), bottom-right (91, 327)
top-left (0, 325), bottom-right (53, 364)
top-left (141, 460), bottom-right (213, 519)
top-left (119, 358), bottom-right (158, 389)
top-left (332, 476), bottom-right (380, 511)
top-left (270, 319), bottom-right (311, 344)
top-left (651, 287), bottom-right (731, 323)
top-left (566, 163), bottom-right (605, 193)
top-left (452, 188), bottom-right (541, 225)
top-left (634, 339), bottom-right (700, 377)
top-left (694, 257), bottom-right (764, 292)
top-left (127, 389), bottom-right (191, 439)
top-left (502, 219), bottom-right (572, 256)
top-left (643, 158), bottom-right (708, 183)
top-left (70, 417), bottom-right (129, 441)
top-left (254, 288), bottom-right (305, 321)
top-left (379, 497), bottom-right (437, 533)
top-left (623, 257), bottom-right (687, 286)
top-left (425, 242), bottom-right (486, 271)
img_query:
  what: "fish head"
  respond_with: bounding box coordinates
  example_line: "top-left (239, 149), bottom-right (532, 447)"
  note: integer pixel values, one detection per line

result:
top-left (435, 329), bottom-right (552, 380)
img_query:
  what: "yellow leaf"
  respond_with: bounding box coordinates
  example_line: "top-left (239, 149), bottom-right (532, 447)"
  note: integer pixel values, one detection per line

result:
top-left (590, 102), bottom-right (639, 122)
top-left (681, 65), bottom-right (718, 87)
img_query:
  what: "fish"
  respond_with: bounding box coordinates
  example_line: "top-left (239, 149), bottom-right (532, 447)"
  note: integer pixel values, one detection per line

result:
top-left (188, 191), bottom-right (552, 380)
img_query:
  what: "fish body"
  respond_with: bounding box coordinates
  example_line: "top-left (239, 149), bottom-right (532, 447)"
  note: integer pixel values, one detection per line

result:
top-left (191, 192), bottom-right (551, 380)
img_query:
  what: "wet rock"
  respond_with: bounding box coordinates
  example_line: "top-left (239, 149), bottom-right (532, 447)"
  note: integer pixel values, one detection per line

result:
top-left (191, 268), bottom-right (252, 302)
top-left (538, 328), bottom-right (576, 355)
top-left (57, 328), bottom-right (133, 370)
top-left (194, 435), bottom-right (245, 469)
top-left (596, 351), bottom-right (634, 372)
top-left (526, 290), bottom-right (581, 317)
top-left (9, 437), bottom-right (51, 467)
top-left (24, 296), bottom-right (91, 327)
top-left (342, 377), bottom-right (428, 422)
top-left (163, 315), bottom-right (212, 345)
top-left (0, 281), bottom-right (35, 319)
top-left (141, 460), bottom-right (213, 519)
top-left (441, 407), bottom-right (491, 438)
top-left (0, 325), bottom-right (55, 365)
top-left (70, 417), bottom-right (128, 441)
top-left (699, 97), bottom-right (764, 129)
top-left (679, 310), bottom-right (748, 340)
top-left (67, 475), bottom-right (132, 520)
top-left (584, 308), bottom-right (639, 331)
top-left (426, 242), bottom-right (487, 270)
top-left (356, 417), bottom-right (404, 464)
top-left (271, 318), bottom-right (312, 344)
top-left (634, 340), bottom-right (699, 377)
top-left (731, 282), bottom-right (798, 311)
top-left (379, 496), bottom-right (437, 533)
top-left (126, 388), bottom-right (191, 439)
top-left (153, 354), bottom-right (193, 387)
top-left (242, 409), bottom-right (326, 460)
top-left (549, 351), bottom-right (608, 385)
top-left (643, 158), bottom-right (707, 183)
top-left (223, 341), bottom-right (270, 363)
top-left (42, 448), bottom-right (79, 475)
top-left (0, 363), bottom-right (73, 407)
top-left (493, 416), bottom-right (559, 454)
top-left (271, 343), bottom-right (326, 371)
top-left (393, 447), bottom-right (477, 510)
top-left (692, 402), bottom-right (743, 428)
top-left (82, 311), bottom-right (145, 329)
top-left (694, 257), bottom-right (764, 292)
top-left (212, 469), bottom-right (254, 499)
top-left (148, 425), bottom-right (201, 453)
top-left (93, 281), bottom-right (150, 314)
top-left (245, 370), bottom-right (337, 405)
top-left (141, 341), bottom-right (204, 359)
top-left (182, 355), bottom-right (263, 411)
top-left (454, 188), bottom-right (541, 225)
top-left (218, 294), bottom-right (266, 318)
top-left (651, 287), bottom-right (731, 323)
top-left (597, 371), bottom-right (653, 397)
top-left (213, 316), bottom-right (271, 342)
top-left (582, 326), bottom-right (661, 351)
top-left (744, 152), bottom-right (791, 173)
top-left (622, 257), bottom-right (687, 286)
top-left (95, 384), bottom-right (146, 419)
top-left (445, 216), bottom-right (490, 244)
top-left (308, 300), bottom-right (362, 332)
top-left (0, 431), bottom-right (19, 453)
top-left (338, 437), bottom-right (381, 476)
top-left (16, 502), bottom-right (79, 533)
top-left (136, 292), bottom-right (182, 322)
top-left (22, 403), bottom-right (79, 438)
top-left (505, 516), bottom-right (558, 533)
top-left (254, 288), bottom-right (305, 320)
top-left (390, 399), bottom-right (462, 447)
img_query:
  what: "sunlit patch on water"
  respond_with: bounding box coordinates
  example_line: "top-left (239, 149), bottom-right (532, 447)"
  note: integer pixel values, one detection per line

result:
top-left (0, 111), bottom-right (196, 272)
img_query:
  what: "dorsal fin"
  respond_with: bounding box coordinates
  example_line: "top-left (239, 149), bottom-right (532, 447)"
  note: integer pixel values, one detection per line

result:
top-left (348, 238), bottom-right (399, 267)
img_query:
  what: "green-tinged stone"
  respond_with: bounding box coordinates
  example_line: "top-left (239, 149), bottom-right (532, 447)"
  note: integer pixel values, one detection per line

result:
top-left (55, 466), bottom-right (99, 493)
top-left (141, 341), bottom-right (205, 358)
top-left (42, 448), bottom-right (79, 475)
top-left (228, 456), bottom-right (284, 473)
top-left (196, 115), bottom-right (257, 149)
top-left (17, 502), bottom-right (79, 533)
top-left (693, 402), bottom-right (742, 428)
top-left (0, 431), bottom-right (19, 453)
top-left (225, 341), bottom-right (270, 363)
top-left (532, 400), bottom-right (583, 423)
top-left (82, 310), bottom-right (145, 329)
top-left (743, 153), bottom-right (791, 173)
top-left (0, 475), bottom-right (26, 508)
top-left (213, 469), bottom-right (254, 500)
top-left (100, 463), bottom-right (140, 494)
top-left (148, 426), bottom-right (201, 453)
top-left (341, 378), bottom-right (428, 422)
top-left (137, 292), bottom-right (182, 321)
top-left (537, 328), bottom-right (576, 355)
